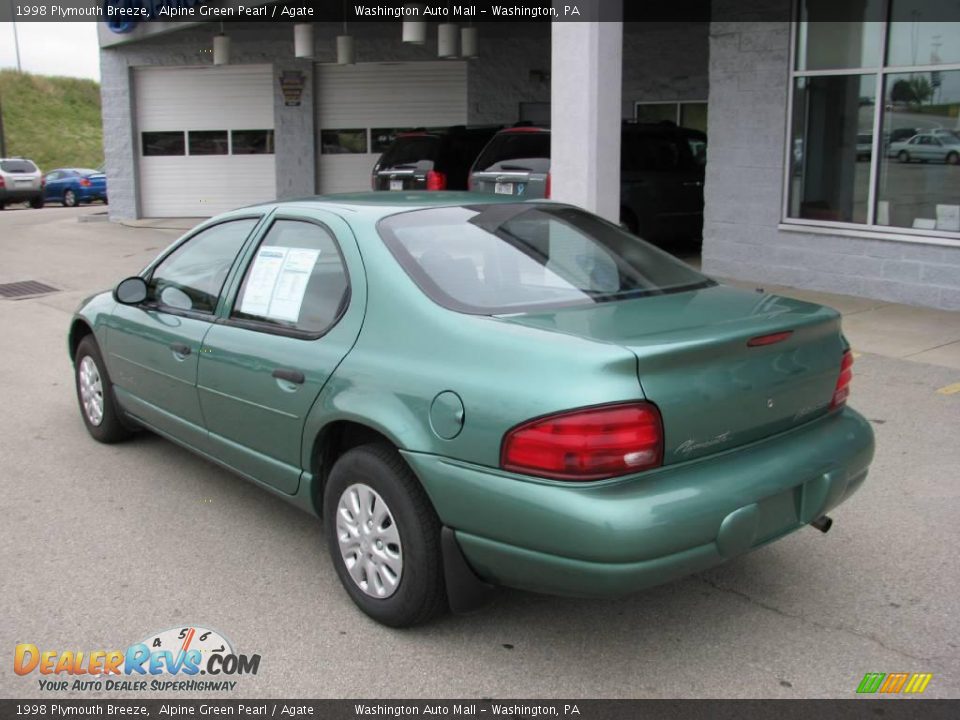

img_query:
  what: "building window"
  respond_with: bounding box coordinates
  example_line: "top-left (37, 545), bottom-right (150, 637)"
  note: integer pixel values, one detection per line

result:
top-left (320, 129), bottom-right (368, 154)
top-left (786, 1), bottom-right (960, 242)
top-left (634, 101), bottom-right (708, 133)
top-left (142, 132), bottom-right (185, 156)
top-left (188, 130), bottom-right (229, 156)
top-left (231, 130), bottom-right (274, 155)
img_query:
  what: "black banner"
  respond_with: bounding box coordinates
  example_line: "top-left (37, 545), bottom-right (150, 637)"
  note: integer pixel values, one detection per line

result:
top-left (0, 699), bottom-right (959, 720)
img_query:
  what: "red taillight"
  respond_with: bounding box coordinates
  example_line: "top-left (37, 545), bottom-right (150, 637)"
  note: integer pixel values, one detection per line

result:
top-left (544, 172), bottom-right (551, 199)
top-left (0, 177), bottom-right (5, 189)
top-left (80, 178), bottom-right (91, 187)
top-left (426, 170), bottom-right (447, 191)
top-left (831, 350), bottom-right (854, 409)
top-left (501, 402), bottom-right (663, 481)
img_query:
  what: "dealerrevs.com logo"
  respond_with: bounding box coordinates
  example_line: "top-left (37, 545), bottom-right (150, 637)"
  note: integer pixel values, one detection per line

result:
top-left (14, 626), bottom-right (261, 692)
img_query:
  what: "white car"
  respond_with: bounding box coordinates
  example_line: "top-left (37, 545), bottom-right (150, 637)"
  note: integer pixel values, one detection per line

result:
top-left (0, 158), bottom-right (44, 210)
top-left (888, 133), bottom-right (960, 165)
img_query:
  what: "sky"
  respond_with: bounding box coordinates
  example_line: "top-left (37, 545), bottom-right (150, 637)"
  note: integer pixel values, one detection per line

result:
top-left (0, 22), bottom-right (100, 81)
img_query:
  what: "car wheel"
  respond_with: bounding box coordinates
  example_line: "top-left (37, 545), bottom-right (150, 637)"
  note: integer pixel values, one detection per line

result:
top-left (0, 202), bottom-right (5, 211)
top-left (30, 197), bottom-right (44, 209)
top-left (323, 443), bottom-right (447, 627)
top-left (63, 189), bottom-right (78, 208)
top-left (74, 335), bottom-right (133, 444)
top-left (948, 152), bottom-right (960, 165)
top-left (898, 151), bottom-right (910, 163)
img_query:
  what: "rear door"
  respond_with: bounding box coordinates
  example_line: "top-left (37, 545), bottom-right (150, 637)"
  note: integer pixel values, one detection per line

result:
top-left (470, 130), bottom-right (551, 198)
top-left (197, 209), bottom-right (365, 494)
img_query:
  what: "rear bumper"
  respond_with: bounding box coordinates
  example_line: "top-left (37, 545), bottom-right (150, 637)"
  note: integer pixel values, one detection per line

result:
top-left (0, 188), bottom-right (42, 202)
top-left (402, 407), bottom-right (875, 597)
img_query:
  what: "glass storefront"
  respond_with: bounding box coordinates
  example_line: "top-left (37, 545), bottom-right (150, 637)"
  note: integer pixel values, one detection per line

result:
top-left (787, 0), bottom-right (960, 241)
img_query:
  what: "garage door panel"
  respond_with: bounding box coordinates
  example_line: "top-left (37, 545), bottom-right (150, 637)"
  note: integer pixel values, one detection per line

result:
top-left (315, 62), bottom-right (467, 193)
top-left (135, 65), bottom-right (275, 217)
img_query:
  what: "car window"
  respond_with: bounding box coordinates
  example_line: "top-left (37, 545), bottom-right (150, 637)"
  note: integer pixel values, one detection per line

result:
top-left (473, 132), bottom-right (550, 173)
top-left (46, 171), bottom-right (60, 181)
top-left (379, 136), bottom-right (441, 167)
top-left (147, 219), bottom-right (259, 315)
top-left (378, 204), bottom-right (713, 315)
top-left (232, 220), bottom-right (349, 335)
top-left (1, 160), bottom-right (38, 173)
top-left (622, 133), bottom-right (693, 172)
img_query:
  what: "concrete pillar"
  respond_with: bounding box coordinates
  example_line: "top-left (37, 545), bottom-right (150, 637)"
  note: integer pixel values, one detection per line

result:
top-left (550, 18), bottom-right (622, 222)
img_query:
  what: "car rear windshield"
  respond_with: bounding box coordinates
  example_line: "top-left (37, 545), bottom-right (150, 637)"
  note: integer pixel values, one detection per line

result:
top-left (379, 136), bottom-right (441, 168)
top-left (473, 132), bottom-right (550, 173)
top-left (378, 204), bottom-right (713, 315)
top-left (1, 160), bottom-right (38, 173)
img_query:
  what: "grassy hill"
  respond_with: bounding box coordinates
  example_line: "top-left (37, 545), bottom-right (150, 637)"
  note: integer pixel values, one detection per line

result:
top-left (0, 70), bottom-right (103, 172)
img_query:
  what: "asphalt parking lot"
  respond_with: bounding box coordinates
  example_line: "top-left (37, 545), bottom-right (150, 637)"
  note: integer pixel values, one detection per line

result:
top-left (1, 206), bottom-right (958, 699)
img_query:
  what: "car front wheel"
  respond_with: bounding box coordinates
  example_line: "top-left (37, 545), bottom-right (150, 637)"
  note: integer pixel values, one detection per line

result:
top-left (948, 151), bottom-right (959, 165)
top-left (74, 335), bottom-right (132, 443)
top-left (323, 443), bottom-right (446, 627)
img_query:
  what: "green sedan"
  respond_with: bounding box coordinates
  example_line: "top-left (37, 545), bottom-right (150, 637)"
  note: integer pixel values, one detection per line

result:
top-left (69, 193), bottom-right (875, 627)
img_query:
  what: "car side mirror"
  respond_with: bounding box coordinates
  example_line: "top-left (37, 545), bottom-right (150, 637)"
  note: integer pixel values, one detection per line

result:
top-left (114, 277), bottom-right (148, 305)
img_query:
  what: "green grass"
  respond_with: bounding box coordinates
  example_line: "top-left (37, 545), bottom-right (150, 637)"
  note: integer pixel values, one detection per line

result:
top-left (0, 70), bottom-right (103, 172)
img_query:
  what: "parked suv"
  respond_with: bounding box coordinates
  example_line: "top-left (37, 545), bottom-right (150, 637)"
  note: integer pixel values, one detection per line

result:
top-left (372, 125), bottom-right (502, 192)
top-left (0, 158), bottom-right (44, 210)
top-left (469, 123), bottom-right (707, 243)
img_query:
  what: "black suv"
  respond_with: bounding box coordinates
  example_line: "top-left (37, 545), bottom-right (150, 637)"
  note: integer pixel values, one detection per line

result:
top-left (469, 122), bottom-right (707, 244)
top-left (372, 125), bottom-right (502, 192)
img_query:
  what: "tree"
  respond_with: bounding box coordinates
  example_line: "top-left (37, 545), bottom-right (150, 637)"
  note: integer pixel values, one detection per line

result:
top-left (890, 77), bottom-right (934, 105)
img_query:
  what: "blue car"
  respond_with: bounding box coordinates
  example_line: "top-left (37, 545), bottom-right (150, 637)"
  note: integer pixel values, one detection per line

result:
top-left (43, 168), bottom-right (108, 207)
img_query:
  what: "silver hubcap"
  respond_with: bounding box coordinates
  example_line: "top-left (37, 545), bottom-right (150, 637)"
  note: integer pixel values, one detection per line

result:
top-left (78, 355), bottom-right (104, 426)
top-left (336, 483), bottom-right (403, 599)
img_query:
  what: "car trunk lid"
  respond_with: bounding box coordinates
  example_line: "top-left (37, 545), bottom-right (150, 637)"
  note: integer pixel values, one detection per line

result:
top-left (499, 284), bottom-right (845, 465)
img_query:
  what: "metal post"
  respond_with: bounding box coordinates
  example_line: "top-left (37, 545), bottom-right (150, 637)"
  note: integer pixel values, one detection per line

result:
top-left (11, 2), bottom-right (23, 72)
top-left (0, 93), bottom-right (6, 157)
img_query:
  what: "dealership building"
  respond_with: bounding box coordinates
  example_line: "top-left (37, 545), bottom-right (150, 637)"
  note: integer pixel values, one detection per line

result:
top-left (98, 1), bottom-right (960, 310)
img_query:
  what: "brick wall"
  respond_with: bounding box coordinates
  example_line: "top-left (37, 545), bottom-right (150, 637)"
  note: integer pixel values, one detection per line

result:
top-left (703, 5), bottom-right (960, 310)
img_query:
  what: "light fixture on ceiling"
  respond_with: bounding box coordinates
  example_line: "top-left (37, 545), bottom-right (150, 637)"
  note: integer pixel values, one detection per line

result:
top-left (294, 23), bottom-right (314, 59)
top-left (337, 3), bottom-right (355, 65)
top-left (402, 5), bottom-right (426, 44)
top-left (438, 22), bottom-right (458, 58)
top-left (461, 26), bottom-right (478, 59)
top-left (213, 23), bottom-right (230, 65)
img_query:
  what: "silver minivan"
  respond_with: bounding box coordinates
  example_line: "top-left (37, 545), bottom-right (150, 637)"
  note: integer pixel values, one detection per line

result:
top-left (468, 127), bottom-right (551, 199)
top-left (0, 158), bottom-right (44, 210)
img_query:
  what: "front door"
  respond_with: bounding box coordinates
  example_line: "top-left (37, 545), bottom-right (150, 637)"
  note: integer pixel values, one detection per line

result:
top-left (106, 217), bottom-right (262, 446)
top-left (197, 211), bottom-right (363, 494)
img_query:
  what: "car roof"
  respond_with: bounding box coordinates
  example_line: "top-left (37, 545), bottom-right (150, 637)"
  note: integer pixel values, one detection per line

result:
top-left (242, 191), bottom-right (539, 220)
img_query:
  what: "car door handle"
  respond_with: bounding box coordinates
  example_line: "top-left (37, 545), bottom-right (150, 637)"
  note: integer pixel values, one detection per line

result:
top-left (272, 368), bottom-right (305, 385)
top-left (169, 342), bottom-right (191, 356)
top-left (682, 181), bottom-right (703, 187)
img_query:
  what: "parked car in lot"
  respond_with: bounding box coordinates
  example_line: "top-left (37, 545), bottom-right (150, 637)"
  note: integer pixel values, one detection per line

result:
top-left (69, 193), bottom-right (874, 627)
top-left (856, 134), bottom-right (873, 160)
top-left (372, 125), bottom-right (501, 191)
top-left (468, 123), bottom-right (707, 242)
top-left (0, 157), bottom-right (44, 210)
top-left (888, 132), bottom-right (960, 164)
top-left (43, 168), bottom-right (108, 207)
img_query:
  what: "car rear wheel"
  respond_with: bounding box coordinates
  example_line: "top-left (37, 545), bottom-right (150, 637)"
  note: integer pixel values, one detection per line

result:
top-left (30, 197), bottom-right (44, 209)
top-left (948, 151), bottom-right (960, 165)
top-left (898, 150), bottom-right (910, 163)
top-left (63, 189), bottom-right (78, 208)
top-left (323, 443), bottom-right (446, 627)
top-left (74, 335), bottom-right (132, 444)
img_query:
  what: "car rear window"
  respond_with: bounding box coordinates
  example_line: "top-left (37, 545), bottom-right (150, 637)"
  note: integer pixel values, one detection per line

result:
top-left (378, 204), bottom-right (713, 315)
top-left (473, 132), bottom-right (550, 173)
top-left (379, 136), bottom-right (441, 168)
top-left (1, 160), bottom-right (38, 173)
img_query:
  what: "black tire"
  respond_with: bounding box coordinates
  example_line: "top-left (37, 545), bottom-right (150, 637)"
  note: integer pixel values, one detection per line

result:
top-left (0, 202), bottom-right (5, 211)
top-left (63, 189), bottom-right (78, 208)
top-left (74, 335), bottom-right (132, 444)
top-left (30, 197), bottom-right (44, 209)
top-left (323, 443), bottom-right (447, 627)
top-left (898, 150), bottom-right (910, 163)
top-left (948, 152), bottom-right (960, 166)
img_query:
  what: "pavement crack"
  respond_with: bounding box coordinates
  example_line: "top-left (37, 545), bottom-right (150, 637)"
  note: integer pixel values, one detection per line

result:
top-left (698, 576), bottom-right (933, 663)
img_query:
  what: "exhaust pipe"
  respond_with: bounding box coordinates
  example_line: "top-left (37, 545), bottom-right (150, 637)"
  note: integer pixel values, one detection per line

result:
top-left (810, 515), bottom-right (833, 533)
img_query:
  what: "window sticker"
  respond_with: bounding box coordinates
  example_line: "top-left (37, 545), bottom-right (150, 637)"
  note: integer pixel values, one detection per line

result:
top-left (240, 246), bottom-right (320, 322)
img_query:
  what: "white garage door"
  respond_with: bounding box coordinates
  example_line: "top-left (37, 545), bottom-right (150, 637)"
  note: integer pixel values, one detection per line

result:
top-left (315, 62), bottom-right (467, 194)
top-left (134, 65), bottom-right (276, 217)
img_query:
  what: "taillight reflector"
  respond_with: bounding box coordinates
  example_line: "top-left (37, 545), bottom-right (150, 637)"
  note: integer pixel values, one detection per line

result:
top-left (426, 170), bottom-right (447, 191)
top-left (544, 172), bottom-right (551, 199)
top-left (831, 350), bottom-right (854, 409)
top-left (501, 402), bottom-right (663, 481)
top-left (747, 330), bottom-right (793, 347)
